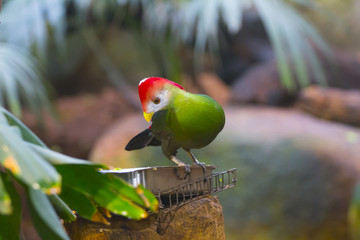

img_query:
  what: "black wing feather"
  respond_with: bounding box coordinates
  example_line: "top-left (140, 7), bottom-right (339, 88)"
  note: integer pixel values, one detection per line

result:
top-left (147, 137), bottom-right (161, 146)
top-left (125, 129), bottom-right (161, 151)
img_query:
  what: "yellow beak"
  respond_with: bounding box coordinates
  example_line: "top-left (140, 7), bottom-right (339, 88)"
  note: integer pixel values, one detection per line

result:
top-left (143, 112), bottom-right (154, 122)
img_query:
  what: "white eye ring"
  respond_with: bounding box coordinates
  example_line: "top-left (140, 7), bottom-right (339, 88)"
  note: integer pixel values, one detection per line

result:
top-left (153, 97), bottom-right (161, 104)
top-left (146, 90), bottom-right (169, 113)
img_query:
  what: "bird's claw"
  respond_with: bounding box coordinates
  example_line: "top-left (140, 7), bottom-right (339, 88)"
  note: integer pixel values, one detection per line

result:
top-left (179, 163), bottom-right (191, 175)
top-left (184, 164), bottom-right (191, 175)
top-left (174, 163), bottom-right (191, 180)
top-left (193, 162), bottom-right (207, 183)
top-left (193, 161), bottom-right (206, 172)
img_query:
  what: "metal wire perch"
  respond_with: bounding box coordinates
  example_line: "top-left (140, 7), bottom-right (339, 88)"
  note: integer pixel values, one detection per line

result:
top-left (101, 166), bottom-right (237, 235)
top-left (156, 168), bottom-right (237, 209)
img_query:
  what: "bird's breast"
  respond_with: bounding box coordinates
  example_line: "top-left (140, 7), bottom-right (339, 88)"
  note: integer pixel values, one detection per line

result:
top-left (165, 93), bottom-right (225, 149)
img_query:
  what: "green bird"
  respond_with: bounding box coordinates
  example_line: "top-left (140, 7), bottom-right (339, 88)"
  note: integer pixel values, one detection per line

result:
top-left (125, 77), bottom-right (225, 171)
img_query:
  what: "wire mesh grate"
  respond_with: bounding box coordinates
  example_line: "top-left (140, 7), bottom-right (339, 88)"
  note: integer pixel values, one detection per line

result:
top-left (155, 168), bottom-right (237, 210)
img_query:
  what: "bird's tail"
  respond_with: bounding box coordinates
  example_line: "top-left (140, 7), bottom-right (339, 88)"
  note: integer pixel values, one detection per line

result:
top-left (125, 128), bottom-right (161, 151)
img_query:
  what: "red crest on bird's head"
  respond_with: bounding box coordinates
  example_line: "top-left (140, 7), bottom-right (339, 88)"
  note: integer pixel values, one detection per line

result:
top-left (138, 77), bottom-right (185, 112)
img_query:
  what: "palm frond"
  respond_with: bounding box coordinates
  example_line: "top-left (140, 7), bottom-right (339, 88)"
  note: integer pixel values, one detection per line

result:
top-left (254, 0), bottom-right (331, 89)
top-left (0, 44), bottom-right (49, 116)
top-left (0, 0), bottom-right (331, 91)
top-left (0, 0), bottom-right (67, 58)
top-left (134, 0), bottom-right (331, 89)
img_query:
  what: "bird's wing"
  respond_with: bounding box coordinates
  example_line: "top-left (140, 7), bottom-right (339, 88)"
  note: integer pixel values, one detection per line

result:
top-left (147, 137), bottom-right (162, 146)
top-left (125, 128), bottom-right (161, 151)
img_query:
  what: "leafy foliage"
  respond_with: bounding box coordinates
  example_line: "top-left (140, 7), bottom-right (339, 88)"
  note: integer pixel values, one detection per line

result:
top-left (349, 182), bottom-right (360, 240)
top-left (27, 187), bottom-right (71, 240)
top-left (0, 0), bottom-right (66, 58)
top-left (121, 0), bottom-right (331, 89)
top-left (0, 113), bottom-right (61, 194)
top-left (253, 0), bottom-right (330, 89)
top-left (0, 108), bottom-right (158, 240)
top-left (0, 172), bottom-right (21, 240)
top-left (0, 0), bottom-right (331, 94)
top-left (0, 44), bottom-right (49, 117)
top-left (0, 172), bottom-right (12, 215)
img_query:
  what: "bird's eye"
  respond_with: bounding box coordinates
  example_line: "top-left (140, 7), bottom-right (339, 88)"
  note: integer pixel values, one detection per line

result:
top-left (153, 97), bottom-right (161, 104)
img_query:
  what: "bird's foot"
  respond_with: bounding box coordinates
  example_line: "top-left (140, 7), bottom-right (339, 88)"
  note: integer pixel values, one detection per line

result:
top-left (174, 163), bottom-right (191, 180)
top-left (171, 155), bottom-right (191, 179)
top-left (194, 162), bottom-right (207, 183)
top-left (184, 164), bottom-right (191, 175)
top-left (185, 149), bottom-right (208, 182)
top-left (177, 162), bottom-right (191, 175)
top-left (193, 161), bottom-right (206, 173)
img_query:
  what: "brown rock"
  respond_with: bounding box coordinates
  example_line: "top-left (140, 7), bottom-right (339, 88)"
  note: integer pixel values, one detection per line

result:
top-left (297, 86), bottom-right (360, 126)
top-left (231, 61), bottom-right (293, 106)
top-left (219, 107), bottom-right (360, 240)
top-left (331, 51), bottom-right (360, 89)
top-left (65, 196), bottom-right (225, 240)
top-left (231, 51), bottom-right (360, 106)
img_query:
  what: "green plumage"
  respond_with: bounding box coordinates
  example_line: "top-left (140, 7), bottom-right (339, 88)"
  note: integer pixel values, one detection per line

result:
top-left (151, 87), bottom-right (225, 159)
top-left (125, 81), bottom-right (225, 167)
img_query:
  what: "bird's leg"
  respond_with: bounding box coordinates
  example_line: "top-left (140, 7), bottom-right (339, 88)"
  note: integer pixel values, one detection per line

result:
top-left (186, 150), bottom-right (203, 165)
top-left (185, 149), bottom-right (206, 177)
top-left (170, 154), bottom-right (185, 166)
top-left (170, 155), bottom-right (191, 175)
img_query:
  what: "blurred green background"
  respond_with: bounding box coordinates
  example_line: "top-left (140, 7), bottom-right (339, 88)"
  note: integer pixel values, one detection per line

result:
top-left (1, 0), bottom-right (360, 239)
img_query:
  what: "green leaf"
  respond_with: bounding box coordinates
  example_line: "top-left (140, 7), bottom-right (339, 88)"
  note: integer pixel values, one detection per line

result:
top-left (2, 108), bottom-right (47, 147)
top-left (254, 0), bottom-right (294, 90)
top-left (349, 183), bottom-right (360, 240)
top-left (29, 143), bottom-right (105, 167)
top-left (1, 71), bottom-right (21, 117)
top-left (220, 0), bottom-right (251, 33)
top-left (133, 184), bottom-right (158, 213)
top-left (27, 188), bottom-right (70, 240)
top-left (253, 0), bottom-right (328, 90)
top-left (0, 123), bottom-right (61, 194)
top-left (48, 194), bottom-right (76, 223)
top-left (0, 172), bottom-right (21, 240)
top-left (3, 108), bottom-right (105, 167)
top-left (0, 44), bottom-right (49, 116)
top-left (56, 164), bottom-right (158, 220)
top-left (0, 175), bottom-right (12, 215)
top-left (0, 0), bottom-right (65, 58)
top-left (59, 187), bottom-right (109, 224)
